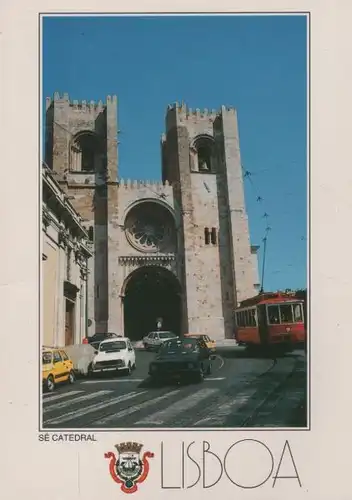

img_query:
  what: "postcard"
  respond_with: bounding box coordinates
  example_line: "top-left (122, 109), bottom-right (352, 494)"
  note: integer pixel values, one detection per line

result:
top-left (1, 2), bottom-right (350, 499)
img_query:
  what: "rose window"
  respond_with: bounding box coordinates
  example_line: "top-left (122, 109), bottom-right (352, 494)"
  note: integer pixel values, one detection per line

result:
top-left (125, 201), bottom-right (175, 253)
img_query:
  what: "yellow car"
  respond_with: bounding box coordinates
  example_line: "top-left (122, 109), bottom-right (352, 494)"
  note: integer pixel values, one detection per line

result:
top-left (184, 333), bottom-right (216, 352)
top-left (42, 346), bottom-right (75, 392)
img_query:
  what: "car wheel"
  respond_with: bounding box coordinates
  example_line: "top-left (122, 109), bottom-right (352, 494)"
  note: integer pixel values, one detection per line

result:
top-left (144, 343), bottom-right (149, 350)
top-left (126, 362), bottom-right (132, 376)
top-left (68, 370), bottom-right (75, 384)
top-left (133, 362), bottom-right (136, 370)
top-left (206, 363), bottom-right (212, 375)
top-left (46, 375), bottom-right (55, 392)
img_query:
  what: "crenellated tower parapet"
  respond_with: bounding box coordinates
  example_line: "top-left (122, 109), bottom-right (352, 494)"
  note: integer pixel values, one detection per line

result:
top-left (46, 92), bottom-right (116, 115)
top-left (45, 92), bottom-right (118, 182)
top-left (165, 101), bottom-right (236, 129)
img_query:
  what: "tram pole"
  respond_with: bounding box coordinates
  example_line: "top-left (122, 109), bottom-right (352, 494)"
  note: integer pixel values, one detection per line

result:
top-left (260, 236), bottom-right (267, 293)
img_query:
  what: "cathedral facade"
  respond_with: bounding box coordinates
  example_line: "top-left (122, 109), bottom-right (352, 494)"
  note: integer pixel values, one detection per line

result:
top-left (45, 93), bottom-right (260, 341)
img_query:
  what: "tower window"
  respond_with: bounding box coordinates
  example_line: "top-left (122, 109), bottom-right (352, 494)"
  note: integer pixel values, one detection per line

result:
top-left (204, 227), bottom-right (210, 245)
top-left (198, 146), bottom-right (212, 172)
top-left (211, 227), bottom-right (217, 245)
top-left (82, 147), bottom-right (95, 171)
top-left (190, 135), bottom-right (217, 173)
top-left (71, 131), bottom-right (102, 172)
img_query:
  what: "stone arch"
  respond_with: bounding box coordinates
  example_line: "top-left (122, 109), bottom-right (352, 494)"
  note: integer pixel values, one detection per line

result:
top-left (70, 130), bottom-right (104, 172)
top-left (190, 134), bottom-right (217, 173)
top-left (122, 265), bottom-right (182, 340)
top-left (122, 197), bottom-right (177, 225)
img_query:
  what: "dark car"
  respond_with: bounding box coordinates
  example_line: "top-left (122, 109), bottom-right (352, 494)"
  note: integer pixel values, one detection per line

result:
top-left (148, 337), bottom-right (212, 384)
top-left (83, 332), bottom-right (122, 351)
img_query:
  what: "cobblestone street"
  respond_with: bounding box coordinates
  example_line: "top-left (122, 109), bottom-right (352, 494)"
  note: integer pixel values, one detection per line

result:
top-left (42, 346), bottom-right (307, 429)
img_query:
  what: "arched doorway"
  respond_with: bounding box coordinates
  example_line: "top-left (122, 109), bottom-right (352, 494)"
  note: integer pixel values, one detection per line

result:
top-left (123, 266), bottom-right (182, 341)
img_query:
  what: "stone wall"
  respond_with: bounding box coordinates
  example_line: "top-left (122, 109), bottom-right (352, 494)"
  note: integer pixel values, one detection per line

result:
top-left (220, 107), bottom-right (258, 302)
top-left (106, 180), bottom-right (177, 334)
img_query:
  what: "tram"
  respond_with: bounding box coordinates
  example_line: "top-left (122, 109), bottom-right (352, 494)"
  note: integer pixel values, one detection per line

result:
top-left (234, 291), bottom-right (306, 352)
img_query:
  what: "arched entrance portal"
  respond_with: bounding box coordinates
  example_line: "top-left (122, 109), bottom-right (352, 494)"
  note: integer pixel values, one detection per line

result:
top-left (123, 266), bottom-right (182, 341)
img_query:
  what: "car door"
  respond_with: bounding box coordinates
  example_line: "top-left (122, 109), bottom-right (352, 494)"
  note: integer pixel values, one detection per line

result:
top-left (154, 333), bottom-right (161, 347)
top-left (52, 351), bottom-right (67, 382)
top-left (60, 350), bottom-right (73, 377)
top-left (150, 333), bottom-right (158, 348)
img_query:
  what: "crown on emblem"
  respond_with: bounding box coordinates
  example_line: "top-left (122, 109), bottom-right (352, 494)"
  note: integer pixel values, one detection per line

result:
top-left (115, 442), bottom-right (143, 454)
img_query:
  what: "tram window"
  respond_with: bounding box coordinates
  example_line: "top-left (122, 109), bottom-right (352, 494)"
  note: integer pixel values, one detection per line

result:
top-left (268, 305), bottom-right (280, 324)
top-left (236, 311), bottom-right (246, 327)
top-left (280, 304), bottom-right (293, 323)
top-left (236, 312), bottom-right (240, 326)
top-left (293, 304), bottom-right (303, 322)
top-left (249, 309), bottom-right (257, 326)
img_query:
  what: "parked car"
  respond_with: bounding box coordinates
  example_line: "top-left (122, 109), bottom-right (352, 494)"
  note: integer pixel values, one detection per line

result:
top-left (148, 337), bottom-right (212, 384)
top-left (42, 346), bottom-right (75, 392)
top-left (184, 332), bottom-right (216, 352)
top-left (91, 337), bottom-right (136, 376)
top-left (143, 330), bottom-right (178, 350)
top-left (82, 332), bottom-right (122, 350)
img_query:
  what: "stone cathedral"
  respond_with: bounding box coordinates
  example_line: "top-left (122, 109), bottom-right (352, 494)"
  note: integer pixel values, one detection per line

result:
top-left (45, 92), bottom-right (260, 341)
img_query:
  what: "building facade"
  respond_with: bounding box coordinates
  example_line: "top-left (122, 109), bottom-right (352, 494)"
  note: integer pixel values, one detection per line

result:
top-left (42, 162), bottom-right (92, 346)
top-left (44, 93), bottom-right (260, 341)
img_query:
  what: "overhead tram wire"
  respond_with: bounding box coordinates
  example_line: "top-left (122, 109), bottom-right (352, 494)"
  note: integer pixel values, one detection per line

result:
top-left (242, 165), bottom-right (272, 292)
top-left (242, 164), bottom-right (306, 291)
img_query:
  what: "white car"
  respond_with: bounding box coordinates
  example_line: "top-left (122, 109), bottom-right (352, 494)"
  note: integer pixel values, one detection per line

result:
top-left (143, 331), bottom-right (178, 350)
top-left (92, 337), bottom-right (136, 375)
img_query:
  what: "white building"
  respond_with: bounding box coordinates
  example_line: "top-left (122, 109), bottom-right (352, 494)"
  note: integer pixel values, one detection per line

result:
top-left (42, 162), bottom-right (93, 346)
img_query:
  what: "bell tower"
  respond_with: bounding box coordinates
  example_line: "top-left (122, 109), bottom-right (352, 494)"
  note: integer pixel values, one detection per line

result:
top-left (45, 92), bottom-right (118, 335)
top-left (161, 103), bottom-right (259, 339)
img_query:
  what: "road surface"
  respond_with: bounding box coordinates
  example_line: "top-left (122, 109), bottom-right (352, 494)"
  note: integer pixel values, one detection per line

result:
top-left (42, 346), bottom-right (307, 429)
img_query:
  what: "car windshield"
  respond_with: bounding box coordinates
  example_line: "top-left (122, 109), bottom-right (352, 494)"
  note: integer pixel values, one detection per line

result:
top-left (93, 332), bottom-right (119, 340)
top-left (158, 332), bottom-right (176, 339)
top-left (100, 341), bottom-right (127, 352)
top-left (160, 338), bottom-right (199, 354)
top-left (42, 352), bottom-right (52, 364)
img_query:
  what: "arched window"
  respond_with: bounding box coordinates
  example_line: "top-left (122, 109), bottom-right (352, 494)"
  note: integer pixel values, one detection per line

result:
top-left (70, 131), bottom-right (103, 172)
top-left (204, 227), bottom-right (210, 245)
top-left (190, 135), bottom-right (217, 173)
top-left (198, 145), bottom-right (212, 172)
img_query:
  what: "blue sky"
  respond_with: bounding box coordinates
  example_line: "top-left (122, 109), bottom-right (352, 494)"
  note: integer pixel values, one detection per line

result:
top-left (42, 15), bottom-right (307, 292)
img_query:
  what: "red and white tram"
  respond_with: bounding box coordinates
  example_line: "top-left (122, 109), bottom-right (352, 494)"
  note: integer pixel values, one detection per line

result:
top-left (234, 292), bottom-right (306, 351)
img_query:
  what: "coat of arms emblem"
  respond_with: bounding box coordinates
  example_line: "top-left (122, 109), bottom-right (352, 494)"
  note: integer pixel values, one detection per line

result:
top-left (105, 441), bottom-right (154, 493)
